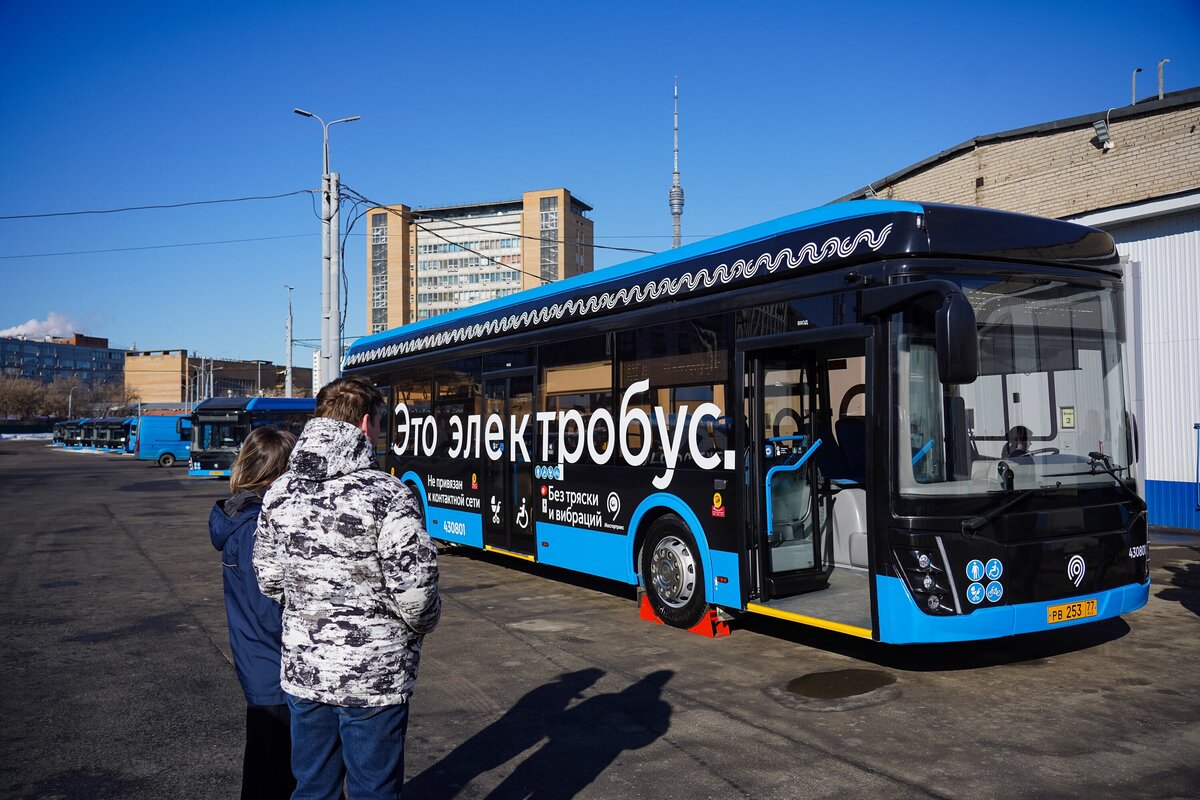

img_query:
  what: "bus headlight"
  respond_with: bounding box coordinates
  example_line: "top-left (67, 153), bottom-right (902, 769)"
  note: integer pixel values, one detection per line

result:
top-left (894, 546), bottom-right (956, 616)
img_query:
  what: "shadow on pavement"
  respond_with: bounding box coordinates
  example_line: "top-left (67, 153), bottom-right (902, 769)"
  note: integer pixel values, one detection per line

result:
top-left (406, 669), bottom-right (673, 800)
top-left (737, 612), bottom-right (1131, 672)
top-left (1156, 560), bottom-right (1200, 618)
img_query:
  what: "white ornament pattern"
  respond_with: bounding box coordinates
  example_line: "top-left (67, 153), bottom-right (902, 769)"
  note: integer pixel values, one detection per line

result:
top-left (346, 223), bottom-right (893, 367)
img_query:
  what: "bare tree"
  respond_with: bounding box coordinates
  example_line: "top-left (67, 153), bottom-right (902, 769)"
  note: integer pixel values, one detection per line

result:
top-left (0, 377), bottom-right (45, 420)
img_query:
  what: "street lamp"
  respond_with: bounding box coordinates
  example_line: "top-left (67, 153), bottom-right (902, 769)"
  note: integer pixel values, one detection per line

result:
top-left (292, 108), bottom-right (360, 176)
top-left (294, 108), bottom-right (360, 387)
top-left (67, 386), bottom-right (76, 418)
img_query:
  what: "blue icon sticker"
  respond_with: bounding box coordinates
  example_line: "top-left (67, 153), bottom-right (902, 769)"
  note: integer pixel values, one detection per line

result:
top-left (966, 560), bottom-right (985, 583)
top-left (985, 581), bottom-right (1004, 603)
top-left (966, 583), bottom-right (985, 604)
top-left (985, 558), bottom-right (1004, 581)
top-left (764, 444), bottom-right (774, 459)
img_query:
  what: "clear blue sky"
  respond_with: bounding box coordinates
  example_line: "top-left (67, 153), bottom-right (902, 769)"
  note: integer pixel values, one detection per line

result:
top-left (2, 0), bottom-right (1197, 363)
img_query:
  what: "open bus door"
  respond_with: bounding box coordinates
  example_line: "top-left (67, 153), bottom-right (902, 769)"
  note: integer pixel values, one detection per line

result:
top-left (741, 327), bottom-right (875, 636)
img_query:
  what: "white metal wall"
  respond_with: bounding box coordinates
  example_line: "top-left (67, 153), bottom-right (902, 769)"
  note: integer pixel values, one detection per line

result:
top-left (1107, 209), bottom-right (1200, 491)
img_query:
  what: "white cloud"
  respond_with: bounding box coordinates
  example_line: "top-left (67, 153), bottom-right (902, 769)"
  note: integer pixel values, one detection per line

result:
top-left (0, 311), bottom-right (79, 339)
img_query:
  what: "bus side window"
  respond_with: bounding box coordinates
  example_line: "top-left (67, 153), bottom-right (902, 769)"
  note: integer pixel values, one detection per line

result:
top-left (617, 316), bottom-right (730, 468)
top-left (539, 334), bottom-right (612, 464)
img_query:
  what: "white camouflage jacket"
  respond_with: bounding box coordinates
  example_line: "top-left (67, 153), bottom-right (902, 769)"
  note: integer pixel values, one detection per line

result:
top-left (253, 416), bottom-right (440, 707)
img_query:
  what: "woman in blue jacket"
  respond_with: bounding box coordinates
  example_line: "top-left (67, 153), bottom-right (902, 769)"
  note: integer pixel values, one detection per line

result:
top-left (209, 426), bottom-right (297, 800)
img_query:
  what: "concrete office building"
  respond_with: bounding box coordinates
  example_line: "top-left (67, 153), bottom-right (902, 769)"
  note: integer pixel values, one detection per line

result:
top-left (367, 188), bottom-right (594, 333)
top-left (125, 350), bottom-right (313, 404)
top-left (838, 86), bottom-right (1200, 530)
top-left (0, 333), bottom-right (125, 386)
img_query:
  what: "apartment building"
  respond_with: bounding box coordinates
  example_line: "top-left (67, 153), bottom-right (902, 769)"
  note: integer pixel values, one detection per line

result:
top-left (367, 188), bottom-right (594, 333)
top-left (0, 333), bottom-right (125, 386)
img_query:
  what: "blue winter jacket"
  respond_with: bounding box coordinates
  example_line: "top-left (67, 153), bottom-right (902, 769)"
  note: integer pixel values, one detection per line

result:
top-left (210, 490), bottom-right (285, 706)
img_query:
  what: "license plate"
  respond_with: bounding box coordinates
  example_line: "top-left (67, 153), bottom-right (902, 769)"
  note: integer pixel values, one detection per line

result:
top-left (209, 471), bottom-right (224, 476)
top-left (1046, 598), bottom-right (1098, 624)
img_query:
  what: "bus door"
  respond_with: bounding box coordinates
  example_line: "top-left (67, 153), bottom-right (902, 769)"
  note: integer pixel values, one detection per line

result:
top-left (482, 372), bottom-right (536, 556)
top-left (743, 329), bottom-right (871, 600)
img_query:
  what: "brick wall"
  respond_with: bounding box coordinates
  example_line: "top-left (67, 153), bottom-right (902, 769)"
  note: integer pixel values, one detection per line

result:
top-left (876, 103), bottom-right (1200, 218)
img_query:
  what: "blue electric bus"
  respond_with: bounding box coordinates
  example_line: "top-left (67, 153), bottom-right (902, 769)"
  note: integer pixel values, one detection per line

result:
top-left (62, 419), bottom-right (88, 448)
top-left (51, 421), bottom-right (76, 447)
top-left (344, 200), bottom-right (1148, 645)
top-left (187, 397), bottom-right (314, 477)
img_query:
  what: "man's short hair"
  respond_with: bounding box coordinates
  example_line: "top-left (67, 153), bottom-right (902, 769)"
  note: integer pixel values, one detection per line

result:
top-left (316, 376), bottom-right (385, 426)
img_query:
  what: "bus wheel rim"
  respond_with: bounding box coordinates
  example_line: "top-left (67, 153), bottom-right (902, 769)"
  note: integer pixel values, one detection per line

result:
top-left (650, 535), bottom-right (696, 609)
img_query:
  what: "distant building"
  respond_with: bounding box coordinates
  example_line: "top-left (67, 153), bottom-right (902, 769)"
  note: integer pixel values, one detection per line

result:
top-left (366, 188), bottom-right (594, 333)
top-left (0, 333), bottom-right (125, 386)
top-left (125, 350), bottom-right (313, 403)
top-left (837, 86), bottom-right (1200, 531)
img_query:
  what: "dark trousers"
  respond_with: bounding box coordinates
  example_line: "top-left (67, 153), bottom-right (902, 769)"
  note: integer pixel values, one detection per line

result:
top-left (287, 694), bottom-right (411, 800)
top-left (243, 703), bottom-right (296, 800)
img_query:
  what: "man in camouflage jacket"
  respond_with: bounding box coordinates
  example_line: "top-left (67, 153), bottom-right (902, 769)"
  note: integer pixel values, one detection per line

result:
top-left (254, 376), bottom-right (440, 798)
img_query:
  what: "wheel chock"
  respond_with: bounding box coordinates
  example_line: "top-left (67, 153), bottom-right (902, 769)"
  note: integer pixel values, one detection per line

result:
top-left (638, 595), bottom-right (731, 638)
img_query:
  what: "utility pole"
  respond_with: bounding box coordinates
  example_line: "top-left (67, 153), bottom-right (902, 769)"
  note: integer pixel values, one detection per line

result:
top-left (330, 171), bottom-right (342, 379)
top-left (285, 284), bottom-right (294, 398)
top-left (294, 108), bottom-right (359, 389)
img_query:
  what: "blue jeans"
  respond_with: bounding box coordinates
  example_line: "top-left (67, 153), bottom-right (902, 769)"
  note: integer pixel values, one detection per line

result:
top-left (287, 694), bottom-right (411, 800)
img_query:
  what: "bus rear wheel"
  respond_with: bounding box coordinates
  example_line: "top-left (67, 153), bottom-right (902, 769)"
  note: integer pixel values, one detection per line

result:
top-left (641, 514), bottom-right (707, 629)
top-left (157, 453), bottom-right (175, 468)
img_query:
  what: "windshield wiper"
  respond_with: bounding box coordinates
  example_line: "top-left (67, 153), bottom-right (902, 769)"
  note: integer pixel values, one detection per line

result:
top-left (961, 460), bottom-right (1037, 537)
top-left (1041, 453), bottom-right (1147, 510)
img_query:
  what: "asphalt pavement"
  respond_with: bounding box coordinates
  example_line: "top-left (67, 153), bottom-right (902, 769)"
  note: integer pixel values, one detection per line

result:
top-left (2, 440), bottom-right (1199, 799)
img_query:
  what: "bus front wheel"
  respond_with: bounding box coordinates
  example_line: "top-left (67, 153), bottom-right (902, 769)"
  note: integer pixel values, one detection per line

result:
top-left (157, 453), bottom-right (175, 468)
top-left (641, 514), bottom-right (707, 629)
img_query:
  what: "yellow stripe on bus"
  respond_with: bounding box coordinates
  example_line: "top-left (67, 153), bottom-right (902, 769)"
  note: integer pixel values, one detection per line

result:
top-left (483, 545), bottom-right (536, 563)
top-left (745, 602), bottom-right (874, 639)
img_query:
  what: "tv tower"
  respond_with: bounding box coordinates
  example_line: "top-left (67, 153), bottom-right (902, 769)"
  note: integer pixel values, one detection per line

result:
top-left (669, 78), bottom-right (685, 249)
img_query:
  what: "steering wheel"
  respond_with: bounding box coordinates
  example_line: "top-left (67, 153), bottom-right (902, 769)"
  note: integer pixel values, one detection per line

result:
top-left (1025, 447), bottom-right (1060, 456)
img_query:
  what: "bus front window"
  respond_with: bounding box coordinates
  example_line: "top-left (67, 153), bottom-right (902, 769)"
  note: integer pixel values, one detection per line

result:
top-left (195, 421), bottom-right (247, 450)
top-left (896, 276), bottom-right (1135, 499)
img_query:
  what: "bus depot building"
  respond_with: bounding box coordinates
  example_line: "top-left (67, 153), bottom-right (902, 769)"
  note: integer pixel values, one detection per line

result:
top-left (837, 87), bottom-right (1200, 531)
top-left (124, 349), bottom-right (314, 404)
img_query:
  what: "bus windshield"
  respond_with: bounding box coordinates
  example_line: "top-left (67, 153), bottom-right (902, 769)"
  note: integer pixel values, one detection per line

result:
top-left (897, 275), bottom-right (1134, 498)
top-left (194, 421), bottom-right (248, 450)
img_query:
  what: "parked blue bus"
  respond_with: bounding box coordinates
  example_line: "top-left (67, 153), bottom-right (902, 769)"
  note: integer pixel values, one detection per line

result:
top-left (88, 417), bottom-right (134, 452)
top-left (51, 420), bottom-right (78, 447)
top-left (61, 419), bottom-right (88, 448)
top-left (344, 200), bottom-right (1148, 645)
top-left (78, 419), bottom-right (103, 450)
top-left (135, 414), bottom-right (192, 467)
top-left (187, 397), bottom-right (314, 477)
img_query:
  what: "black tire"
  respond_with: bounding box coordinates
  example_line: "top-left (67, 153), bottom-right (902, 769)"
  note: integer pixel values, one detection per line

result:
top-left (640, 513), bottom-right (708, 629)
top-left (157, 453), bottom-right (175, 468)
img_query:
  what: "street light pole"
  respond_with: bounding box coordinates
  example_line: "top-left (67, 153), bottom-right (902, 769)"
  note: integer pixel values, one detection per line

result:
top-left (294, 108), bottom-right (360, 387)
top-left (68, 387), bottom-right (75, 418)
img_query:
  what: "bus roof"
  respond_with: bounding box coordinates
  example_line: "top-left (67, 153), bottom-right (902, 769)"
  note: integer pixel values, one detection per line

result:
top-left (192, 397), bottom-right (315, 413)
top-left (345, 200), bottom-right (1116, 371)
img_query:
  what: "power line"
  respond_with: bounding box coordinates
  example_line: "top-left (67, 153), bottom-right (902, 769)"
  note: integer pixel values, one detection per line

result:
top-left (0, 189), bottom-right (317, 220)
top-left (340, 184), bottom-right (657, 255)
top-left (0, 233), bottom-right (316, 260)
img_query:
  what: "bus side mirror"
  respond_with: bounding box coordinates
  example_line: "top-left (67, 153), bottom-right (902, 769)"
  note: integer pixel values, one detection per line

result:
top-left (936, 291), bottom-right (979, 385)
top-left (861, 280), bottom-right (979, 385)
